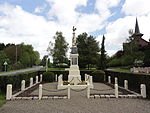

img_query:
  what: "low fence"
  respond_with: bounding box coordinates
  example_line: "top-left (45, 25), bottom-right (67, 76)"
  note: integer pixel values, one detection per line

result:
top-left (105, 70), bottom-right (150, 98)
top-left (6, 75), bottom-right (42, 100)
top-left (0, 71), bottom-right (39, 93)
top-left (6, 73), bottom-right (147, 100)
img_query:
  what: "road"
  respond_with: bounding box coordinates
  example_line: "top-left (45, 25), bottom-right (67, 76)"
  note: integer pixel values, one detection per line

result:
top-left (0, 66), bottom-right (43, 76)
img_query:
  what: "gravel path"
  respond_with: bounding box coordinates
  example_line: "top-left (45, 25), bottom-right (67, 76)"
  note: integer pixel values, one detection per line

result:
top-left (0, 82), bottom-right (150, 113)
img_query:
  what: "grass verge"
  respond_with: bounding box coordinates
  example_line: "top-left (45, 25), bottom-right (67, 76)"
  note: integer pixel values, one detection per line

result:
top-left (112, 68), bottom-right (130, 72)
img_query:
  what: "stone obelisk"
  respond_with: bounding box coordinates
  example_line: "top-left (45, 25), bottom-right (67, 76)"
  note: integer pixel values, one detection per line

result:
top-left (68, 26), bottom-right (81, 85)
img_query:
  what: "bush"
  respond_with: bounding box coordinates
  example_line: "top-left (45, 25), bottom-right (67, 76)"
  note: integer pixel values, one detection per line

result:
top-left (0, 71), bottom-right (38, 94)
top-left (91, 70), bottom-right (105, 82)
top-left (105, 70), bottom-right (150, 99)
top-left (42, 72), bottom-right (55, 82)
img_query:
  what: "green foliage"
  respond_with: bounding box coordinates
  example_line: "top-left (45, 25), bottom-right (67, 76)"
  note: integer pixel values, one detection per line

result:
top-left (105, 70), bottom-right (150, 98)
top-left (91, 70), bottom-right (105, 82)
top-left (0, 94), bottom-right (6, 107)
top-left (100, 35), bottom-right (106, 70)
top-left (42, 72), bottom-right (55, 82)
top-left (0, 43), bottom-right (40, 71)
top-left (0, 71), bottom-right (38, 93)
top-left (0, 51), bottom-right (10, 71)
top-left (49, 32), bottom-right (69, 67)
top-left (77, 32), bottom-right (100, 69)
top-left (144, 44), bottom-right (150, 66)
top-left (108, 51), bottom-right (144, 67)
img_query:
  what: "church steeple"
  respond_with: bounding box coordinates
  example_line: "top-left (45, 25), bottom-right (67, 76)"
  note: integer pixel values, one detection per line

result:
top-left (133, 17), bottom-right (143, 37)
top-left (135, 17), bottom-right (140, 34)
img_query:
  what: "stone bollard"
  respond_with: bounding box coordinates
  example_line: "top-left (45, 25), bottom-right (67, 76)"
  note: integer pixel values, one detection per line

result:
top-left (124, 80), bottom-right (128, 89)
top-left (6, 84), bottom-right (12, 100)
top-left (141, 84), bottom-right (146, 98)
top-left (36, 76), bottom-right (38, 84)
top-left (68, 84), bottom-right (70, 99)
top-left (55, 74), bottom-right (57, 82)
top-left (85, 74), bottom-right (87, 81)
top-left (89, 76), bottom-right (93, 85)
top-left (39, 84), bottom-right (42, 100)
top-left (87, 84), bottom-right (90, 99)
top-left (21, 80), bottom-right (25, 91)
top-left (58, 75), bottom-right (63, 85)
top-left (115, 77), bottom-right (118, 84)
top-left (40, 74), bottom-right (42, 82)
top-left (30, 77), bottom-right (33, 87)
top-left (108, 76), bottom-right (111, 84)
top-left (115, 84), bottom-right (118, 98)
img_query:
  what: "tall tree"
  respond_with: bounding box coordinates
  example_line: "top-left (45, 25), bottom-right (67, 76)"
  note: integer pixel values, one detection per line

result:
top-left (51, 31), bottom-right (68, 67)
top-left (77, 32), bottom-right (100, 69)
top-left (100, 35), bottom-right (106, 70)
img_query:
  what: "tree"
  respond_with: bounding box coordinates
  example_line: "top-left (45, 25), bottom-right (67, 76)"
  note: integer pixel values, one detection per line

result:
top-left (100, 35), bottom-right (106, 70)
top-left (0, 51), bottom-right (10, 71)
top-left (20, 44), bottom-right (40, 67)
top-left (51, 32), bottom-right (69, 67)
top-left (0, 43), bottom-right (5, 51)
top-left (77, 32), bottom-right (100, 69)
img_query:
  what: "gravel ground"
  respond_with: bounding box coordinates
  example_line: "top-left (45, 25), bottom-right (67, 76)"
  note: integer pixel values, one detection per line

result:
top-left (0, 82), bottom-right (150, 113)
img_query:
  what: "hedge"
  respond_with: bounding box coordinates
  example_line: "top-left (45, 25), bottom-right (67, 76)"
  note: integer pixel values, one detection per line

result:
top-left (0, 71), bottom-right (39, 94)
top-left (38, 70), bottom-right (105, 82)
top-left (105, 70), bottom-right (150, 98)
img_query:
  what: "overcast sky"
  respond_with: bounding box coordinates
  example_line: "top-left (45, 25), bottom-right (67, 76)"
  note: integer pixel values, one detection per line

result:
top-left (0, 0), bottom-right (150, 58)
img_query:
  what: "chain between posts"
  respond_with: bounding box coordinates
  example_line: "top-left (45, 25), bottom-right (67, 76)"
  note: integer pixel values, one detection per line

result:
top-left (70, 87), bottom-right (87, 92)
top-left (86, 76), bottom-right (90, 81)
top-left (68, 77), bottom-right (74, 83)
top-left (42, 88), bottom-right (68, 92)
top-left (77, 77), bottom-right (82, 82)
top-left (91, 88), bottom-right (114, 92)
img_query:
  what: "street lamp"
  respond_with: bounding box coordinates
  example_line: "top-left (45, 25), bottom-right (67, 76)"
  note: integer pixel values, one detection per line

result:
top-left (3, 61), bottom-right (8, 72)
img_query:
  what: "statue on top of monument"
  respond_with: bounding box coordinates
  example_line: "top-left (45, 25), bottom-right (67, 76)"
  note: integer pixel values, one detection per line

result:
top-left (72, 26), bottom-right (77, 46)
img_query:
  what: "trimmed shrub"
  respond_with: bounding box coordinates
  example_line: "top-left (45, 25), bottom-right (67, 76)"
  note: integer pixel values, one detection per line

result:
top-left (105, 70), bottom-right (150, 99)
top-left (42, 72), bottom-right (55, 82)
top-left (0, 71), bottom-right (38, 94)
top-left (91, 70), bottom-right (105, 82)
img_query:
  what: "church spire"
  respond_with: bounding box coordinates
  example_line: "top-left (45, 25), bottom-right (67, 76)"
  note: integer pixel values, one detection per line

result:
top-left (132, 17), bottom-right (143, 37)
top-left (135, 17), bottom-right (140, 34)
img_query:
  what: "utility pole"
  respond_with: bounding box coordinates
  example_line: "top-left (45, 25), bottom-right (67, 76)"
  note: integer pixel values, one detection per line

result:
top-left (16, 45), bottom-right (17, 63)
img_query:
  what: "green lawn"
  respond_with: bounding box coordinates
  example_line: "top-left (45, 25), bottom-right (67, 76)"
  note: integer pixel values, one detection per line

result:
top-left (0, 94), bottom-right (6, 107)
top-left (113, 68), bottom-right (130, 72)
top-left (41, 68), bottom-right (66, 71)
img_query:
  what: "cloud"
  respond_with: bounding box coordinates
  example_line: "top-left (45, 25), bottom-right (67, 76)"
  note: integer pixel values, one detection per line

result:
top-left (122, 0), bottom-right (150, 16)
top-left (97, 15), bottom-right (150, 56)
top-left (95, 0), bottom-right (120, 18)
top-left (0, 3), bottom-right (57, 58)
top-left (34, 4), bottom-right (47, 13)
